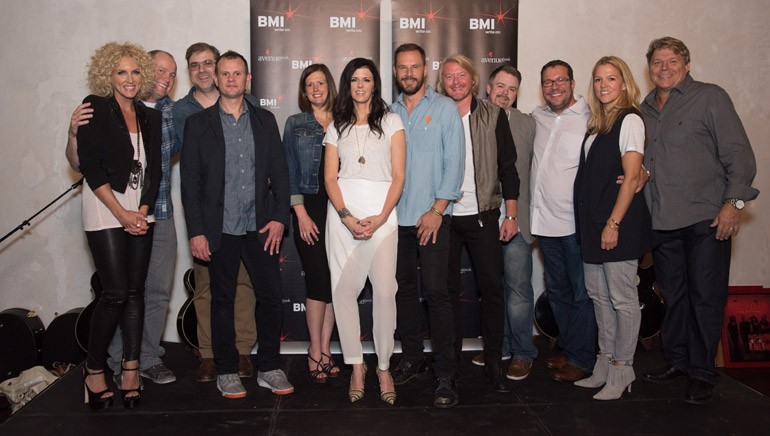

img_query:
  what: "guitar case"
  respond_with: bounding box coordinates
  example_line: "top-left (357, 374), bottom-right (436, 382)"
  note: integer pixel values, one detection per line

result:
top-left (42, 307), bottom-right (87, 369)
top-left (176, 268), bottom-right (199, 349)
top-left (0, 308), bottom-right (45, 382)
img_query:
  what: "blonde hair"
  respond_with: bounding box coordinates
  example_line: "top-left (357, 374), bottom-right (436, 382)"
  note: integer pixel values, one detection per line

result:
top-left (586, 56), bottom-right (641, 134)
top-left (436, 54), bottom-right (480, 97)
top-left (86, 42), bottom-right (155, 99)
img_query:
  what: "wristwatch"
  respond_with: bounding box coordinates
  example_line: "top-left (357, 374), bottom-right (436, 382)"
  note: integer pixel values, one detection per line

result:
top-left (724, 198), bottom-right (745, 210)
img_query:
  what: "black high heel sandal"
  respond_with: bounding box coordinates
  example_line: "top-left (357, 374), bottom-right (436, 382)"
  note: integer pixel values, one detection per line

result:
top-left (321, 352), bottom-right (340, 378)
top-left (83, 368), bottom-right (113, 410)
top-left (120, 366), bottom-right (142, 409)
top-left (308, 350), bottom-right (327, 384)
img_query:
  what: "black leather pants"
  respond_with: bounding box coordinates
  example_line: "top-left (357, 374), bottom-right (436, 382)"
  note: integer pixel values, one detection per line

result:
top-left (85, 226), bottom-right (153, 371)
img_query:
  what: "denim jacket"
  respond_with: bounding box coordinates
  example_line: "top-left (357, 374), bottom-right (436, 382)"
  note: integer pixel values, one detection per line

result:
top-left (282, 111), bottom-right (325, 206)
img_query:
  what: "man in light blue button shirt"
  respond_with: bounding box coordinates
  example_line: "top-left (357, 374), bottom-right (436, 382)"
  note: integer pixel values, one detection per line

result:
top-left (389, 43), bottom-right (465, 408)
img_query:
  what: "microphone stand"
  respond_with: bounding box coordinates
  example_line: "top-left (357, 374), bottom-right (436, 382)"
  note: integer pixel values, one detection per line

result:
top-left (0, 177), bottom-right (84, 244)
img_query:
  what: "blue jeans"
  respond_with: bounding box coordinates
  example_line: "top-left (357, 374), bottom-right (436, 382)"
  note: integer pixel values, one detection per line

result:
top-left (501, 234), bottom-right (538, 362)
top-left (538, 234), bottom-right (597, 372)
top-left (108, 218), bottom-right (177, 372)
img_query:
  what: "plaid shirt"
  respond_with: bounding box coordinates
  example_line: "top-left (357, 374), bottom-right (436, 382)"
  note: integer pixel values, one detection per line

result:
top-left (141, 96), bottom-right (177, 220)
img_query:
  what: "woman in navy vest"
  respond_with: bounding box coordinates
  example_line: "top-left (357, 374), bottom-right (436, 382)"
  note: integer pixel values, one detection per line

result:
top-left (573, 56), bottom-right (652, 400)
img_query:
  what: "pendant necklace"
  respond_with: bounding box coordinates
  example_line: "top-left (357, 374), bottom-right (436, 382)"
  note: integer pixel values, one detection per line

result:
top-left (355, 126), bottom-right (367, 165)
top-left (129, 114), bottom-right (143, 190)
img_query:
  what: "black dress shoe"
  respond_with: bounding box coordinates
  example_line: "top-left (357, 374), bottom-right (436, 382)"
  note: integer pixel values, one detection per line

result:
top-left (642, 365), bottom-right (687, 384)
top-left (685, 379), bottom-right (714, 405)
top-left (433, 376), bottom-right (459, 408)
top-left (392, 359), bottom-right (427, 386)
top-left (484, 362), bottom-right (512, 393)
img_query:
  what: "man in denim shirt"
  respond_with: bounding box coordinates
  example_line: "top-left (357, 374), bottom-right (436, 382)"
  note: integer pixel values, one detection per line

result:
top-left (389, 43), bottom-right (465, 408)
top-left (65, 49), bottom-right (179, 385)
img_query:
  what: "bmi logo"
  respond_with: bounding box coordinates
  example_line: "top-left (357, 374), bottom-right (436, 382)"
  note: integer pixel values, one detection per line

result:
top-left (469, 18), bottom-right (495, 30)
top-left (330, 16), bottom-right (356, 28)
top-left (399, 17), bottom-right (425, 29)
top-left (257, 15), bottom-right (285, 27)
top-left (292, 60), bottom-right (313, 69)
top-left (260, 98), bottom-right (278, 107)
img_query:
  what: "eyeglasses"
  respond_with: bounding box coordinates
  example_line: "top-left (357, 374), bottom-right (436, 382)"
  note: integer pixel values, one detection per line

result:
top-left (189, 59), bottom-right (215, 71)
top-left (541, 77), bottom-right (571, 88)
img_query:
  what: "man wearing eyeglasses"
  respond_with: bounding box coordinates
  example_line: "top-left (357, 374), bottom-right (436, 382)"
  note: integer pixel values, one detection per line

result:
top-left (173, 42), bottom-right (260, 384)
top-left (530, 60), bottom-right (596, 383)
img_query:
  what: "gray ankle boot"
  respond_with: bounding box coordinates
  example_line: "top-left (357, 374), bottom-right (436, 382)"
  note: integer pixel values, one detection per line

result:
top-left (574, 354), bottom-right (610, 388)
top-left (593, 364), bottom-right (635, 400)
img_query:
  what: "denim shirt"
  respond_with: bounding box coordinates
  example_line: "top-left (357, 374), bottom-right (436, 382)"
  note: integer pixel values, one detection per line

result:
top-left (282, 111), bottom-right (325, 206)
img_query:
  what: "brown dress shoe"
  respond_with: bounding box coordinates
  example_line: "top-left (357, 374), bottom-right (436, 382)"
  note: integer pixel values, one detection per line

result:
top-left (238, 354), bottom-right (254, 378)
top-left (551, 363), bottom-right (587, 382)
top-left (197, 358), bottom-right (217, 382)
top-left (544, 354), bottom-right (567, 370)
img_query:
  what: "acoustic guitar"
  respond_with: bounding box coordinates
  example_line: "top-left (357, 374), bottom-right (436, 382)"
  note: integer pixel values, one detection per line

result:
top-left (176, 268), bottom-right (199, 349)
top-left (533, 253), bottom-right (666, 341)
top-left (75, 272), bottom-right (101, 353)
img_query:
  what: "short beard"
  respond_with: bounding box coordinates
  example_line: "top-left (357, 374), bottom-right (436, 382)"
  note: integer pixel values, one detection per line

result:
top-left (399, 77), bottom-right (424, 96)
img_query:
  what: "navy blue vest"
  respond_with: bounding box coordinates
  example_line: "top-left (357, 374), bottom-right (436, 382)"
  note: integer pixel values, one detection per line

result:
top-left (574, 109), bottom-right (652, 263)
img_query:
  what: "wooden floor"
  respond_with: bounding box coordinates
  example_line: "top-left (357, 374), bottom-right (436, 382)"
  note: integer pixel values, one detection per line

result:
top-left (2, 337), bottom-right (769, 435)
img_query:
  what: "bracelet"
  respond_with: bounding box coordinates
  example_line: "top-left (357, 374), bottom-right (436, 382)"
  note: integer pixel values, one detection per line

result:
top-left (641, 164), bottom-right (650, 177)
top-left (607, 218), bottom-right (620, 231)
top-left (337, 207), bottom-right (352, 219)
top-left (429, 207), bottom-right (443, 217)
top-left (504, 215), bottom-right (517, 221)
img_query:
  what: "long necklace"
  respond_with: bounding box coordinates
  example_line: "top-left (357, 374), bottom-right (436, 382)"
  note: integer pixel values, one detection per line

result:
top-left (355, 126), bottom-right (367, 165)
top-left (129, 113), bottom-right (143, 190)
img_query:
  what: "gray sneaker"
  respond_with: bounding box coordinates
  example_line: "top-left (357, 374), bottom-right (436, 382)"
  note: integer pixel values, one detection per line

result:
top-left (217, 373), bottom-right (247, 399)
top-left (140, 363), bottom-right (177, 384)
top-left (257, 369), bottom-right (294, 395)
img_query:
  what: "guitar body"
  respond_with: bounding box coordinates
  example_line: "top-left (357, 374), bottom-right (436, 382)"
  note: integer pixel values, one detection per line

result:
top-left (75, 272), bottom-right (101, 353)
top-left (42, 307), bottom-right (87, 369)
top-left (636, 254), bottom-right (666, 340)
top-left (0, 308), bottom-right (45, 382)
top-left (534, 292), bottom-right (559, 340)
top-left (176, 268), bottom-right (199, 349)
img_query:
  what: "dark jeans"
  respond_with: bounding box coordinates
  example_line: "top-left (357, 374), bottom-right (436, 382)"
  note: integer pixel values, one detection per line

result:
top-left (395, 216), bottom-right (456, 377)
top-left (448, 212), bottom-right (505, 363)
top-left (209, 232), bottom-right (283, 375)
top-left (85, 226), bottom-right (153, 371)
top-left (653, 220), bottom-right (731, 385)
top-left (538, 234), bottom-right (597, 372)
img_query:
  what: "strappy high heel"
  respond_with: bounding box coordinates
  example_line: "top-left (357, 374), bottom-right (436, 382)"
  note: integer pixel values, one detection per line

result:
top-left (307, 349), bottom-right (327, 384)
top-left (376, 368), bottom-right (396, 405)
top-left (83, 368), bottom-right (113, 410)
top-left (321, 352), bottom-right (340, 378)
top-left (348, 363), bottom-right (367, 403)
top-left (120, 365), bottom-right (142, 409)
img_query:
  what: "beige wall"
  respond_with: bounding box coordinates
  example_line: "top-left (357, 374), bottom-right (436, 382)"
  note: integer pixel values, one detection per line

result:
top-left (0, 0), bottom-right (766, 340)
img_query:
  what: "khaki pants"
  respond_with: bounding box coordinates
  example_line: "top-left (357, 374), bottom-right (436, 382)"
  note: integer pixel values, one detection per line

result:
top-left (193, 261), bottom-right (257, 358)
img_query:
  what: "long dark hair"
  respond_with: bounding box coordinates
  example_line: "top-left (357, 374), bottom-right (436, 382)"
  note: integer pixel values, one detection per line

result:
top-left (332, 57), bottom-right (387, 138)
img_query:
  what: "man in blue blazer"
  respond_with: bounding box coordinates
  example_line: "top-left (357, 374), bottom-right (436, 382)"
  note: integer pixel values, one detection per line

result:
top-left (180, 50), bottom-right (292, 399)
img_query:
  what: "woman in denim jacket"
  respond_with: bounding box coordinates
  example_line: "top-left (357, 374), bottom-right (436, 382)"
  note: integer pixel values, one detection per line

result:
top-left (283, 64), bottom-right (339, 383)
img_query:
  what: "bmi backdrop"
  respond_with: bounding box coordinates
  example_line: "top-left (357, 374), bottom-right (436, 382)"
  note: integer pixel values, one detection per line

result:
top-left (250, 0), bottom-right (518, 342)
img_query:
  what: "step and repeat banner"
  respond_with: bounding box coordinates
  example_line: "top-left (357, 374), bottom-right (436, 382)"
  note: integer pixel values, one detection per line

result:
top-left (250, 0), bottom-right (519, 342)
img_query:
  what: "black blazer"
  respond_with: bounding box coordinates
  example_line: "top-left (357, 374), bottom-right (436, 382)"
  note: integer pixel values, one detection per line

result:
top-left (77, 95), bottom-right (162, 213)
top-left (180, 99), bottom-right (290, 252)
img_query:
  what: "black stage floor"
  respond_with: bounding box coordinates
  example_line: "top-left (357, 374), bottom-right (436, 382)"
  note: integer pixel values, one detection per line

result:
top-left (2, 337), bottom-right (769, 435)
